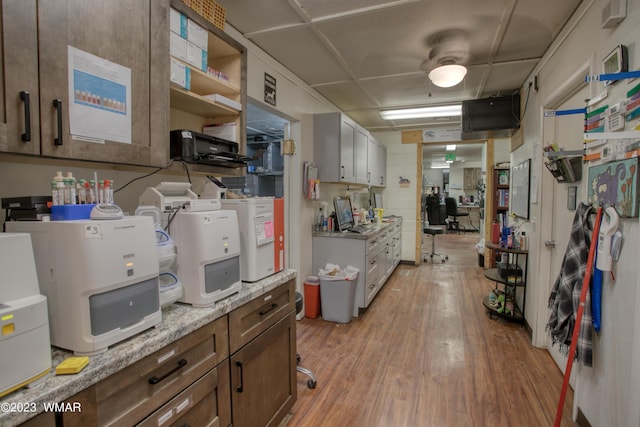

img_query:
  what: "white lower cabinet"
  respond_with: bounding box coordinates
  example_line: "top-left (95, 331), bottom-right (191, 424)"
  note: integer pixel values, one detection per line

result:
top-left (312, 219), bottom-right (402, 317)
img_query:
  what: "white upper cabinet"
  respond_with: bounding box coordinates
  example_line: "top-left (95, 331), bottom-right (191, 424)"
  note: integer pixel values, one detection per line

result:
top-left (314, 112), bottom-right (373, 185)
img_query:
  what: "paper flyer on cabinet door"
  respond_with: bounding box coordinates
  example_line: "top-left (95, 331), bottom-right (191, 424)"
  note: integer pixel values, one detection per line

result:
top-left (67, 45), bottom-right (132, 144)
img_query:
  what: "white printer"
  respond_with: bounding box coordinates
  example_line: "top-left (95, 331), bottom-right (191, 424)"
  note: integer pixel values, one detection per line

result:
top-left (7, 216), bottom-right (162, 356)
top-left (0, 233), bottom-right (51, 397)
top-left (220, 197), bottom-right (275, 282)
top-left (140, 183), bottom-right (242, 307)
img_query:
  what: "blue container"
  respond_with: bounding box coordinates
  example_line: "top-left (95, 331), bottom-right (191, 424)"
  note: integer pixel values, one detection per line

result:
top-left (51, 204), bottom-right (96, 220)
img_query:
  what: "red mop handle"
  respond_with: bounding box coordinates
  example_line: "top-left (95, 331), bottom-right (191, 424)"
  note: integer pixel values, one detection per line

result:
top-left (553, 206), bottom-right (603, 427)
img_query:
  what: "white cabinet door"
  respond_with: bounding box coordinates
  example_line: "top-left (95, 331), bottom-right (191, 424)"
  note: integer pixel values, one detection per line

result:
top-left (367, 134), bottom-right (378, 185)
top-left (375, 142), bottom-right (387, 187)
top-left (355, 126), bottom-right (369, 184)
top-left (339, 118), bottom-right (357, 182)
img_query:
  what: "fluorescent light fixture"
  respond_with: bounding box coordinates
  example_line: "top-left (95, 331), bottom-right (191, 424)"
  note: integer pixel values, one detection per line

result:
top-left (446, 144), bottom-right (456, 151)
top-left (430, 164), bottom-right (451, 169)
top-left (428, 64), bottom-right (467, 88)
top-left (380, 104), bottom-right (462, 120)
top-left (446, 160), bottom-right (453, 164)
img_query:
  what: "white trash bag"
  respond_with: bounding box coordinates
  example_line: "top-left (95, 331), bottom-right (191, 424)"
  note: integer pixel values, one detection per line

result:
top-left (318, 263), bottom-right (359, 281)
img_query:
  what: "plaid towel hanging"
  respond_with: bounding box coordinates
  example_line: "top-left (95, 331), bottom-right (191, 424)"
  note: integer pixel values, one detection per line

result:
top-left (547, 202), bottom-right (593, 366)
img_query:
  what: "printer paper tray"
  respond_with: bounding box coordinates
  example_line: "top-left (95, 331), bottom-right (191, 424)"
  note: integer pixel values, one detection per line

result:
top-left (184, 153), bottom-right (253, 168)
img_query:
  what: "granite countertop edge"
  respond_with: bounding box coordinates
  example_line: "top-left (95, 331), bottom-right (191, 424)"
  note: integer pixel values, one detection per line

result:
top-left (1, 269), bottom-right (297, 426)
top-left (311, 217), bottom-right (402, 240)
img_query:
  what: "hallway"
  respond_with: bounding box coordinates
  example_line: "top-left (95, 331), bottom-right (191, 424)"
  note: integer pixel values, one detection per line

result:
top-left (289, 233), bottom-right (575, 426)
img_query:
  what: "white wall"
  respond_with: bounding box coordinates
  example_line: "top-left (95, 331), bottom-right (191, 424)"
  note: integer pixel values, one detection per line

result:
top-left (514, 0), bottom-right (640, 424)
top-left (371, 131), bottom-right (417, 261)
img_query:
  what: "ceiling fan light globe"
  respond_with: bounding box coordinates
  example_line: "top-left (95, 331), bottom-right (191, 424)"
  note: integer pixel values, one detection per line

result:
top-left (428, 64), bottom-right (467, 88)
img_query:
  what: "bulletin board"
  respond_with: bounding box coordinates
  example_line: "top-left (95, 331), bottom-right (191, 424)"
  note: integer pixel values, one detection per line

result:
top-left (511, 159), bottom-right (531, 219)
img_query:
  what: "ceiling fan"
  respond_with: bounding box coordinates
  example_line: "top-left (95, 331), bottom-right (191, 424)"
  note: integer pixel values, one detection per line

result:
top-left (419, 29), bottom-right (470, 88)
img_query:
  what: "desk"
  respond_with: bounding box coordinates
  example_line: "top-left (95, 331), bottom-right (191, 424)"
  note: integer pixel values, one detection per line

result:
top-left (458, 204), bottom-right (481, 232)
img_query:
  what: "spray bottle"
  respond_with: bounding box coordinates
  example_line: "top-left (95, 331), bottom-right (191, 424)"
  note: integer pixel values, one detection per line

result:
top-left (596, 206), bottom-right (619, 271)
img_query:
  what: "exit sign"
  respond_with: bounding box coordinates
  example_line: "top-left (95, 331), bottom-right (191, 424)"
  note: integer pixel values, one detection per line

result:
top-left (445, 152), bottom-right (456, 162)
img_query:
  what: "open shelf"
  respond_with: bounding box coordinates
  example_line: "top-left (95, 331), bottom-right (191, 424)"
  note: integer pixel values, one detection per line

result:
top-left (170, 86), bottom-right (241, 117)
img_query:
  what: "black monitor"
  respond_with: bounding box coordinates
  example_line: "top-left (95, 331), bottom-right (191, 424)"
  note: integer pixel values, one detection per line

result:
top-left (333, 196), bottom-right (354, 231)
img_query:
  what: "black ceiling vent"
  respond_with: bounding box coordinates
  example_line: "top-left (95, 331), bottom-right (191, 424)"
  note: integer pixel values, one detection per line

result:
top-left (461, 93), bottom-right (521, 140)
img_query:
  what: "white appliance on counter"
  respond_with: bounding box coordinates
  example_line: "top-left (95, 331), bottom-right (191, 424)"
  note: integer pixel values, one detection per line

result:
top-left (140, 183), bottom-right (242, 307)
top-left (6, 216), bottom-right (161, 356)
top-left (220, 198), bottom-right (275, 282)
top-left (0, 233), bottom-right (51, 397)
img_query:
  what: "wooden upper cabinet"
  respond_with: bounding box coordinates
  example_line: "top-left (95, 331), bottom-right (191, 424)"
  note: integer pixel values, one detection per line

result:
top-left (0, 0), bottom-right (41, 155)
top-left (37, 0), bottom-right (168, 166)
top-left (1, 0), bottom-right (169, 166)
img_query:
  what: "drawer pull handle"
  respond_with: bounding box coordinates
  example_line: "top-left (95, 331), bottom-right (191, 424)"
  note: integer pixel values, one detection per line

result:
top-left (148, 358), bottom-right (187, 385)
top-left (53, 99), bottom-right (63, 146)
top-left (236, 361), bottom-right (244, 393)
top-left (259, 303), bottom-right (278, 316)
top-left (19, 91), bottom-right (31, 142)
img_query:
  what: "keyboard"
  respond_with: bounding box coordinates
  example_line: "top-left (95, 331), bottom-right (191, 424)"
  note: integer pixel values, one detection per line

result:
top-left (348, 225), bottom-right (369, 234)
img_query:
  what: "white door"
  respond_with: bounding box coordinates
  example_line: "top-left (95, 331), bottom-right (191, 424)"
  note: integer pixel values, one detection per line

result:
top-left (541, 80), bottom-right (590, 377)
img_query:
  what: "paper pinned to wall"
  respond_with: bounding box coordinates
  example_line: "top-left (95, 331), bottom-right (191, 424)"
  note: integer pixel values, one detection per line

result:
top-left (67, 45), bottom-right (132, 144)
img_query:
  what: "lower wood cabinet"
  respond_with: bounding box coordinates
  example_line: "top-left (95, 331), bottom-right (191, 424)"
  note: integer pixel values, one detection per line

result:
top-left (137, 359), bottom-right (230, 427)
top-left (229, 279), bottom-right (297, 427)
top-left (61, 316), bottom-right (229, 427)
top-left (230, 311), bottom-right (296, 427)
top-left (53, 279), bottom-right (296, 427)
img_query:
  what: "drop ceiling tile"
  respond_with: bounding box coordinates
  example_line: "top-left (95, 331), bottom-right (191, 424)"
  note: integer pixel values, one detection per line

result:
top-left (313, 82), bottom-right (378, 111)
top-left (250, 27), bottom-right (353, 85)
top-left (215, 0), bottom-right (304, 33)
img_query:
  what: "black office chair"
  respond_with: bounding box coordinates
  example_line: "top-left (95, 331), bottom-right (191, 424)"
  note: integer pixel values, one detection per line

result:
top-left (295, 292), bottom-right (317, 389)
top-left (445, 197), bottom-right (469, 234)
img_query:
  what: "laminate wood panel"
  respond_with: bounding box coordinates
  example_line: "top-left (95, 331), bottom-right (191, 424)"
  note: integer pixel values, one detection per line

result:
top-left (290, 233), bottom-right (575, 427)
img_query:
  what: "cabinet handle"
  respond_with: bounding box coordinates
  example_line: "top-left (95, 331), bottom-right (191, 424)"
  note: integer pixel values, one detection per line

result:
top-left (236, 361), bottom-right (244, 393)
top-left (53, 99), bottom-right (63, 146)
top-left (259, 303), bottom-right (278, 316)
top-left (148, 358), bottom-right (187, 385)
top-left (341, 165), bottom-right (345, 179)
top-left (19, 91), bottom-right (31, 142)
top-left (367, 172), bottom-right (371, 182)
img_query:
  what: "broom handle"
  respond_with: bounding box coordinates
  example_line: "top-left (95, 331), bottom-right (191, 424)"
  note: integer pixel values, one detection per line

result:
top-left (553, 206), bottom-right (603, 427)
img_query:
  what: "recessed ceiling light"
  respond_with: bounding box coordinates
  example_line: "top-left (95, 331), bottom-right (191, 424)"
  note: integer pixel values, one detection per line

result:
top-left (380, 104), bottom-right (462, 120)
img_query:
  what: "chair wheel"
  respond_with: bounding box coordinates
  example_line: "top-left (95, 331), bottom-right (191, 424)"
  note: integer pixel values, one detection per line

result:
top-left (307, 379), bottom-right (317, 389)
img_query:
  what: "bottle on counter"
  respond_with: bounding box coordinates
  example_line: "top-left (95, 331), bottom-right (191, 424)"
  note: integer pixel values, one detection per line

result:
top-left (67, 173), bottom-right (77, 205)
top-left (51, 181), bottom-right (60, 206)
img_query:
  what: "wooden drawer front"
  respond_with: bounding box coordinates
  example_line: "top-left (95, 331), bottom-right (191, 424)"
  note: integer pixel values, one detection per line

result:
top-left (64, 316), bottom-right (229, 427)
top-left (229, 280), bottom-right (294, 354)
top-left (19, 411), bottom-right (56, 427)
top-left (137, 359), bottom-right (231, 427)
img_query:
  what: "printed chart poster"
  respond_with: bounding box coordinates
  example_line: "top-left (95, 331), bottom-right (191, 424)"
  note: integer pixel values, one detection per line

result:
top-left (68, 46), bottom-right (132, 144)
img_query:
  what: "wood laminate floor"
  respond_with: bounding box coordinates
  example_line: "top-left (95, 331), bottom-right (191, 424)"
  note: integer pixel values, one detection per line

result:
top-left (289, 233), bottom-right (575, 427)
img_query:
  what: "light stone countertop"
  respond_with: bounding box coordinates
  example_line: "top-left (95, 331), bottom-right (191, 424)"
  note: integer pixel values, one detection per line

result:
top-left (0, 269), bottom-right (297, 426)
top-left (312, 216), bottom-right (402, 240)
